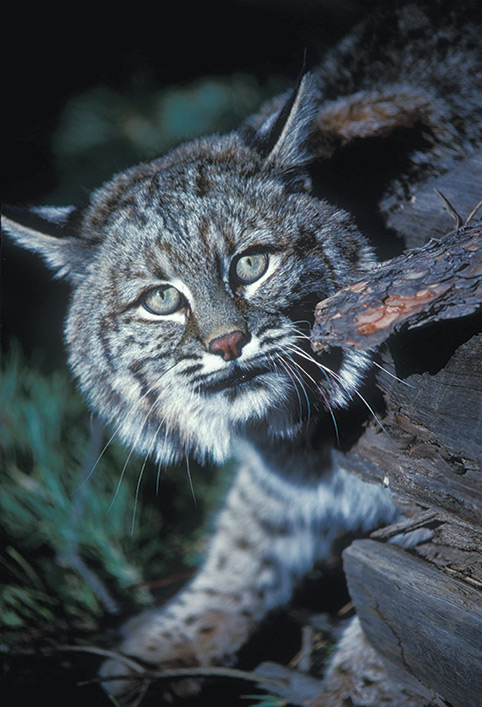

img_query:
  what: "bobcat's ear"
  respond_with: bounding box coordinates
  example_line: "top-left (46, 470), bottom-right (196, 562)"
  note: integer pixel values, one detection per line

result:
top-left (247, 73), bottom-right (319, 172)
top-left (2, 205), bottom-right (95, 284)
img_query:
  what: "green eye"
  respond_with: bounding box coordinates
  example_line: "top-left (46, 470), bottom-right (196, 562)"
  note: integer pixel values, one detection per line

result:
top-left (142, 285), bottom-right (183, 315)
top-left (234, 252), bottom-right (269, 285)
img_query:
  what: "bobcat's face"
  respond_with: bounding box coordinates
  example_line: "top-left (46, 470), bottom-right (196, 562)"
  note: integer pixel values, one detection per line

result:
top-left (4, 76), bottom-right (376, 464)
top-left (65, 134), bottom-right (374, 463)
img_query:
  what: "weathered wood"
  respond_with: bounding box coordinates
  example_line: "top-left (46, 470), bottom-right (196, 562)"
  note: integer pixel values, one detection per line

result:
top-left (316, 144), bottom-right (482, 705)
top-left (333, 332), bottom-right (482, 525)
top-left (385, 151), bottom-right (482, 248)
top-left (378, 333), bottom-right (482, 463)
top-left (370, 512), bottom-right (482, 591)
top-left (343, 538), bottom-right (482, 707)
top-left (412, 520), bottom-right (482, 591)
top-left (311, 221), bottom-right (482, 353)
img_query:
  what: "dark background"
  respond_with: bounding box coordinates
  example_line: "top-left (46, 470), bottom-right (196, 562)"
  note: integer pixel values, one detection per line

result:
top-left (2, 0), bottom-right (374, 360)
top-left (3, 1), bottom-right (355, 205)
top-left (4, 1), bottom-right (371, 205)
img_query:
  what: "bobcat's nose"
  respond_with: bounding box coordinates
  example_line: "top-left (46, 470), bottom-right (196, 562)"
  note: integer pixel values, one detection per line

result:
top-left (209, 330), bottom-right (251, 362)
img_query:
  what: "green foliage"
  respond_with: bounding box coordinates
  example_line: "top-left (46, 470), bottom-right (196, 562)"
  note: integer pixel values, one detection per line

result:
top-left (0, 345), bottom-right (231, 647)
top-left (50, 73), bottom-right (288, 204)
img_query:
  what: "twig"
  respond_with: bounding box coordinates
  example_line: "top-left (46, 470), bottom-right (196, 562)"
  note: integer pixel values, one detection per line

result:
top-left (434, 189), bottom-right (462, 227)
top-left (466, 199), bottom-right (482, 225)
top-left (370, 510), bottom-right (441, 540)
top-left (96, 665), bottom-right (287, 690)
top-left (297, 625), bottom-right (313, 673)
top-left (2, 643), bottom-right (288, 691)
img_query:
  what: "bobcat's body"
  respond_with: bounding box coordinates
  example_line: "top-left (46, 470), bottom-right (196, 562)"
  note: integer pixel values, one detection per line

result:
top-left (4, 1), bottom-right (481, 703)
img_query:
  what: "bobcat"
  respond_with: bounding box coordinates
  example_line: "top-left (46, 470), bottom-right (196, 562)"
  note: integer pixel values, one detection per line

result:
top-left (3, 1), bottom-right (481, 703)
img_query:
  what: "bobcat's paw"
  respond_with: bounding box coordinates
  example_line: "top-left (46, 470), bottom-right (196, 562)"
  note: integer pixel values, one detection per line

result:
top-left (100, 607), bottom-right (253, 698)
top-left (99, 650), bottom-right (150, 699)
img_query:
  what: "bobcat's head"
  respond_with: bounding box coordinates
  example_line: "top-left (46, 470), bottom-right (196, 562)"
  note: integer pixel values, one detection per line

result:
top-left (4, 75), bottom-right (374, 464)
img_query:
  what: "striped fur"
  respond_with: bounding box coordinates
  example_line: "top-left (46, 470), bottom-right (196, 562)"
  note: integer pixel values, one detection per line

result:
top-left (3, 1), bottom-right (481, 701)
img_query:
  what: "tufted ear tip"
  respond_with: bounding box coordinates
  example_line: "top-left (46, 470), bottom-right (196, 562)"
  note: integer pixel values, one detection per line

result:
top-left (2, 204), bottom-right (95, 283)
top-left (245, 72), bottom-right (320, 172)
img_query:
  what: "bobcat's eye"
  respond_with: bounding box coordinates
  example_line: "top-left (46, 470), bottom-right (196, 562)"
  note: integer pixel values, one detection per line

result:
top-left (142, 285), bottom-right (184, 315)
top-left (233, 252), bottom-right (269, 285)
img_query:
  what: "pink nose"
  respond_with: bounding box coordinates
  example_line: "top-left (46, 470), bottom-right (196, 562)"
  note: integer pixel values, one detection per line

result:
top-left (209, 330), bottom-right (250, 361)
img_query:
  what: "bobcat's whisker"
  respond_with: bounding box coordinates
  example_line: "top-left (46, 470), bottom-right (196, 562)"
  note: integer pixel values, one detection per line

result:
top-left (131, 455), bottom-right (149, 535)
top-left (372, 359), bottom-right (415, 387)
top-left (285, 343), bottom-right (334, 389)
top-left (74, 360), bottom-right (185, 500)
top-left (287, 339), bottom-right (391, 436)
top-left (283, 349), bottom-right (340, 443)
top-left (129, 394), bottom-right (179, 529)
top-left (185, 451), bottom-right (197, 506)
top-left (71, 426), bottom-right (121, 497)
top-left (276, 354), bottom-right (311, 427)
top-left (107, 379), bottom-right (177, 514)
top-left (269, 355), bottom-right (303, 420)
top-left (155, 458), bottom-right (163, 496)
top-left (317, 360), bottom-right (391, 440)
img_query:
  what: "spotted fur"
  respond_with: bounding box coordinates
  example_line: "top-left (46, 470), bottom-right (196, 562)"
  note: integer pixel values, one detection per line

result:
top-left (3, 0), bottom-right (481, 702)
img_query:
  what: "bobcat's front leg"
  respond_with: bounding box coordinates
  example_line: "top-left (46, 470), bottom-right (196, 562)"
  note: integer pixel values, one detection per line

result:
top-left (100, 444), bottom-right (396, 696)
top-left (100, 457), bottom-right (320, 696)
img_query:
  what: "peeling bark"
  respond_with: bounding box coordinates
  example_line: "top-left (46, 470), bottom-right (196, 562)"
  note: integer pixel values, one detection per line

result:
top-left (311, 219), bottom-right (481, 353)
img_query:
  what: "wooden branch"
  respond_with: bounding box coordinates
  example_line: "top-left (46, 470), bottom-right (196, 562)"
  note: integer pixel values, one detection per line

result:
top-left (317, 154), bottom-right (482, 706)
top-left (311, 219), bottom-right (481, 354)
top-left (385, 151), bottom-right (482, 248)
top-left (9, 643), bottom-right (316, 705)
top-left (343, 538), bottom-right (482, 707)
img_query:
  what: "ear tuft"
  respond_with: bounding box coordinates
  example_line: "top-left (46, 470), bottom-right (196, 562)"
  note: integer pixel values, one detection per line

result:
top-left (2, 205), bottom-right (94, 283)
top-left (245, 73), bottom-right (320, 172)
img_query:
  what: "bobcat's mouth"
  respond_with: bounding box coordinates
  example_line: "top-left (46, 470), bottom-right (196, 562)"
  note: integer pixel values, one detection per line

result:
top-left (201, 365), bottom-right (271, 394)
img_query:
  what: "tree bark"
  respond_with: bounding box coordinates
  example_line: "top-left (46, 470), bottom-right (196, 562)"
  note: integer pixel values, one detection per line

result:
top-left (311, 220), bottom-right (481, 354)
top-left (309, 146), bottom-right (482, 704)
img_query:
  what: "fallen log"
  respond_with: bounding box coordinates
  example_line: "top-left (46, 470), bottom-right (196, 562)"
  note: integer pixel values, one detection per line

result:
top-left (309, 150), bottom-right (482, 704)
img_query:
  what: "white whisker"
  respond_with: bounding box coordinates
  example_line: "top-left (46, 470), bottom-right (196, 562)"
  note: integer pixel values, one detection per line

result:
top-left (283, 348), bottom-right (340, 443)
top-left (108, 385), bottom-right (172, 513)
top-left (185, 450), bottom-right (197, 506)
top-left (155, 458), bottom-right (163, 496)
top-left (372, 359), bottom-right (415, 387)
top-left (285, 343), bottom-right (333, 388)
top-left (131, 455), bottom-right (149, 535)
top-left (316, 359), bottom-right (391, 439)
top-left (276, 354), bottom-right (311, 426)
top-left (71, 425), bottom-right (120, 497)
